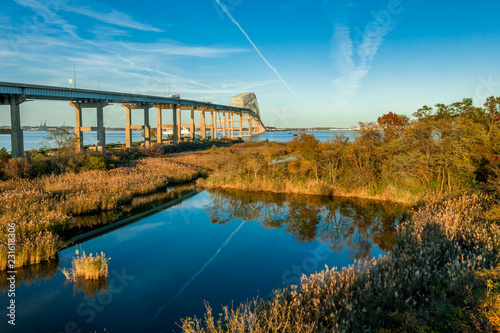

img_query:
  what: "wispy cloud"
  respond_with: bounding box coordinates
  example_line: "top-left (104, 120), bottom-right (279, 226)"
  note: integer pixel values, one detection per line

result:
top-left (329, 1), bottom-right (405, 101)
top-left (214, 0), bottom-right (296, 96)
top-left (60, 3), bottom-right (164, 32)
top-left (5, 1), bottom-right (240, 92)
top-left (12, 0), bottom-right (163, 32)
top-left (117, 41), bottom-right (248, 58)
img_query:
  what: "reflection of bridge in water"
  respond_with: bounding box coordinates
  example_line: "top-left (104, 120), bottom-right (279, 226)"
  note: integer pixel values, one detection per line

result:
top-left (0, 82), bottom-right (266, 157)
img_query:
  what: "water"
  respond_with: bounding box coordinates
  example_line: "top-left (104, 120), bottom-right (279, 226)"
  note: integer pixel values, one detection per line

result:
top-left (0, 130), bottom-right (358, 152)
top-left (248, 130), bottom-right (357, 143)
top-left (0, 189), bottom-right (408, 333)
top-left (0, 130), bottom-right (145, 152)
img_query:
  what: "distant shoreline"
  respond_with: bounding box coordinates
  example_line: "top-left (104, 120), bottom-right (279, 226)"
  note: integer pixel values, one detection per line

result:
top-left (267, 127), bottom-right (358, 132)
top-left (0, 127), bottom-right (359, 132)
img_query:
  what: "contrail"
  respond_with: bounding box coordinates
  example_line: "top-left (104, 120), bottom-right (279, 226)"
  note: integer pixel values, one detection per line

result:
top-left (214, 0), bottom-right (296, 96)
top-left (153, 220), bottom-right (246, 321)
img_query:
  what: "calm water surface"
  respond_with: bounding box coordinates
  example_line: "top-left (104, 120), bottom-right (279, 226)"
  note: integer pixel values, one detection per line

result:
top-left (0, 189), bottom-right (408, 333)
top-left (0, 130), bottom-right (357, 151)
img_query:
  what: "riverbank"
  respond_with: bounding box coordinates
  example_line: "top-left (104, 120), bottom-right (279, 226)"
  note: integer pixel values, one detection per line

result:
top-left (178, 98), bottom-right (500, 331)
top-left (0, 139), bottom-right (242, 270)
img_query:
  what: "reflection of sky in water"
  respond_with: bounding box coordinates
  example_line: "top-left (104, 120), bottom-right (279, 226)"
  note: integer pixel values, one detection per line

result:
top-left (0, 190), bottom-right (407, 333)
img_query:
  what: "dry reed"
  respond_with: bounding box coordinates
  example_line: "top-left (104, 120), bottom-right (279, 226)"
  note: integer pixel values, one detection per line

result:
top-left (62, 251), bottom-right (110, 280)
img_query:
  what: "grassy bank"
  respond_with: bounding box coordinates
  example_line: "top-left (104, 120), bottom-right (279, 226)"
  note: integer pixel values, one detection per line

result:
top-left (182, 194), bottom-right (500, 332)
top-left (0, 156), bottom-right (202, 270)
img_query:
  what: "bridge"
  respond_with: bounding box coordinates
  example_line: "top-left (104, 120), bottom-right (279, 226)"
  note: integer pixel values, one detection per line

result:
top-left (0, 82), bottom-right (266, 158)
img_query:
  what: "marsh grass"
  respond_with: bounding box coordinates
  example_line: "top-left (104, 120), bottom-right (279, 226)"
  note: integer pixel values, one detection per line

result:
top-left (0, 157), bottom-right (200, 270)
top-left (62, 252), bottom-right (110, 281)
top-left (181, 194), bottom-right (500, 332)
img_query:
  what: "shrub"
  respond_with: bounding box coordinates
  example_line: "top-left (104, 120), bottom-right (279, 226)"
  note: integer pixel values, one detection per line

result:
top-left (83, 156), bottom-right (108, 171)
top-left (2, 158), bottom-right (33, 179)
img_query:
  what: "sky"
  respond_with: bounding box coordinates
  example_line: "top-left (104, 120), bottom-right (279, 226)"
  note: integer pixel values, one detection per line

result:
top-left (1, 0), bottom-right (500, 128)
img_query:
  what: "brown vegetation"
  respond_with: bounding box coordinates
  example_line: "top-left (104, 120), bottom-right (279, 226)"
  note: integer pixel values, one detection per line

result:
top-left (62, 251), bottom-right (110, 281)
top-left (0, 156), bottom-right (201, 270)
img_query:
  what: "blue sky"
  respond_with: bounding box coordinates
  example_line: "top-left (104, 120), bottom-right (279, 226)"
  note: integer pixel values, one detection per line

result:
top-left (1, 0), bottom-right (500, 128)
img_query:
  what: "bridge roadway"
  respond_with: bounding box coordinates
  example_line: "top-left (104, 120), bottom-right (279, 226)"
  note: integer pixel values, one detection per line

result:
top-left (0, 82), bottom-right (266, 157)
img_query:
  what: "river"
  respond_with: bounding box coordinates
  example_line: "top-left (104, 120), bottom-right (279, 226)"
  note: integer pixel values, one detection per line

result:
top-left (0, 130), bottom-right (357, 151)
top-left (0, 188), bottom-right (408, 333)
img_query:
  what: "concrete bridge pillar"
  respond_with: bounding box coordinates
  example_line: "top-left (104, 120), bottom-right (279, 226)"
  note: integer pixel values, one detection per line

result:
top-left (190, 107), bottom-right (195, 140)
top-left (212, 112), bottom-right (217, 139)
top-left (155, 106), bottom-right (163, 144)
top-left (222, 112), bottom-right (227, 139)
top-left (173, 106), bottom-right (179, 144)
top-left (200, 110), bottom-right (206, 139)
top-left (71, 102), bottom-right (109, 152)
top-left (143, 105), bottom-right (151, 147)
top-left (229, 113), bottom-right (234, 139)
top-left (120, 103), bottom-right (151, 148)
top-left (239, 114), bottom-right (243, 138)
top-left (177, 107), bottom-right (181, 142)
top-left (6, 96), bottom-right (26, 158)
top-left (96, 104), bottom-right (106, 150)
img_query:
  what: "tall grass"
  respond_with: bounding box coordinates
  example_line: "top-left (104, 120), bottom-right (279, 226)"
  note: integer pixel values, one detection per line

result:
top-left (62, 252), bottom-right (110, 280)
top-left (181, 194), bottom-right (500, 332)
top-left (0, 157), bottom-right (201, 270)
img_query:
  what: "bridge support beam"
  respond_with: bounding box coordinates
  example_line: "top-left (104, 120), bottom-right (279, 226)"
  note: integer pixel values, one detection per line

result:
top-left (156, 106), bottom-right (163, 144)
top-left (177, 107), bottom-right (182, 142)
top-left (229, 113), bottom-right (234, 139)
top-left (190, 107), bottom-right (195, 140)
top-left (212, 112), bottom-right (217, 139)
top-left (5, 96), bottom-right (26, 158)
top-left (239, 114), bottom-right (243, 138)
top-left (173, 105), bottom-right (179, 144)
top-left (200, 110), bottom-right (206, 139)
top-left (222, 112), bottom-right (227, 139)
top-left (121, 103), bottom-right (151, 148)
top-left (155, 104), bottom-right (179, 145)
top-left (71, 102), bottom-right (109, 152)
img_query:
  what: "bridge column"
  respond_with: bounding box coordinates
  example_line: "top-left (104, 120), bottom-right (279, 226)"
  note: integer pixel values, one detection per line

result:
top-left (155, 106), bottom-right (163, 144)
top-left (239, 114), bottom-right (243, 138)
top-left (121, 103), bottom-right (151, 148)
top-left (173, 105), bottom-right (179, 144)
top-left (190, 107), bottom-right (195, 140)
top-left (230, 113), bottom-right (233, 138)
top-left (143, 105), bottom-right (151, 147)
top-left (222, 112), bottom-right (227, 139)
top-left (96, 104), bottom-right (106, 151)
top-left (2, 96), bottom-right (26, 158)
top-left (125, 105), bottom-right (132, 148)
top-left (212, 112), bottom-right (217, 139)
top-left (72, 102), bottom-right (84, 152)
top-left (177, 107), bottom-right (182, 142)
top-left (71, 102), bottom-right (109, 152)
top-left (200, 110), bottom-right (206, 139)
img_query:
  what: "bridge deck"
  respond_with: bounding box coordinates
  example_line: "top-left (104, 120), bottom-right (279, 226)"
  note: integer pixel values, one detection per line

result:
top-left (0, 81), bottom-right (256, 115)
